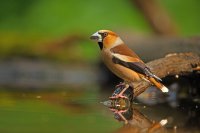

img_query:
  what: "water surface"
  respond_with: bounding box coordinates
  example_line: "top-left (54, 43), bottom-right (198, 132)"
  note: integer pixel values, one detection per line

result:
top-left (0, 87), bottom-right (199, 133)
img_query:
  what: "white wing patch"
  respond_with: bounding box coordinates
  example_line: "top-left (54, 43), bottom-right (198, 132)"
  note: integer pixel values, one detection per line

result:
top-left (112, 53), bottom-right (140, 62)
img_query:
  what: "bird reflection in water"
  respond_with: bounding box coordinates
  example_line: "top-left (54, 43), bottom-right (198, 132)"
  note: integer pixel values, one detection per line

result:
top-left (102, 87), bottom-right (168, 133)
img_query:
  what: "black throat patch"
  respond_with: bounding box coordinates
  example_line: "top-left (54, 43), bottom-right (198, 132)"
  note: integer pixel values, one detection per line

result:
top-left (98, 42), bottom-right (103, 50)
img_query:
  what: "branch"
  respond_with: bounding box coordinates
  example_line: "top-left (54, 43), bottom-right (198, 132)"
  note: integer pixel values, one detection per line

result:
top-left (133, 52), bottom-right (200, 97)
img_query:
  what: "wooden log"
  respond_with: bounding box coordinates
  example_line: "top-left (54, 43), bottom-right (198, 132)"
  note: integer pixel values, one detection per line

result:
top-left (133, 52), bottom-right (200, 97)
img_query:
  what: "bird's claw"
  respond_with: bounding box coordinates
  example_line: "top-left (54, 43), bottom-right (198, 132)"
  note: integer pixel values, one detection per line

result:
top-left (115, 82), bottom-right (125, 88)
top-left (109, 108), bottom-right (128, 113)
top-left (109, 94), bottom-right (128, 100)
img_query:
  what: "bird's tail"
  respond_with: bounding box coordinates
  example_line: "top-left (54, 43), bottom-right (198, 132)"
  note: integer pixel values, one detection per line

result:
top-left (148, 77), bottom-right (169, 93)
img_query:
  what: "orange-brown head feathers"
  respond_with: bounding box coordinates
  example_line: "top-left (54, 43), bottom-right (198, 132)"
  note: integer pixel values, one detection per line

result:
top-left (90, 30), bottom-right (123, 49)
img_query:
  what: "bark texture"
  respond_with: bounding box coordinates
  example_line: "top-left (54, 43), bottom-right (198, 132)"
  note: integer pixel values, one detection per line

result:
top-left (133, 52), bottom-right (200, 97)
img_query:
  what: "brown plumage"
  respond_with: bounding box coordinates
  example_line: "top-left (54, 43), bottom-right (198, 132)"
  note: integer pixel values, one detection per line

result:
top-left (110, 44), bottom-right (141, 60)
top-left (90, 30), bottom-right (168, 98)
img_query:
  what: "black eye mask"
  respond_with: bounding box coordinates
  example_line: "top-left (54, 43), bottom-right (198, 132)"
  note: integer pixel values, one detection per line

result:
top-left (98, 32), bottom-right (108, 39)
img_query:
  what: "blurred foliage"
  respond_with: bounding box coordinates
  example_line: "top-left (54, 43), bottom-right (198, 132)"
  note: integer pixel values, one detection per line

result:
top-left (160, 0), bottom-right (200, 35)
top-left (0, 0), bottom-right (150, 35)
top-left (0, 0), bottom-right (199, 62)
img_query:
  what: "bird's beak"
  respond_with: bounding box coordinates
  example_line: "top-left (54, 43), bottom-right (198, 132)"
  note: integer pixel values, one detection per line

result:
top-left (90, 32), bottom-right (102, 42)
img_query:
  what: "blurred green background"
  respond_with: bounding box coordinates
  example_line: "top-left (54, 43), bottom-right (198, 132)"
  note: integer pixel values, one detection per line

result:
top-left (0, 0), bottom-right (200, 133)
top-left (0, 0), bottom-right (200, 61)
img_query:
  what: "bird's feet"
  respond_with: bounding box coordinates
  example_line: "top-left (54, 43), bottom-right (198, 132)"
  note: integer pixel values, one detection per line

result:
top-left (109, 108), bottom-right (128, 113)
top-left (109, 94), bottom-right (128, 99)
top-left (115, 82), bottom-right (125, 88)
top-left (110, 83), bottom-right (130, 100)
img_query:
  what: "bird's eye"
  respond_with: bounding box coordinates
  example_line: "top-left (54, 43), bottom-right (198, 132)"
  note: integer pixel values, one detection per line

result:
top-left (103, 32), bottom-right (108, 37)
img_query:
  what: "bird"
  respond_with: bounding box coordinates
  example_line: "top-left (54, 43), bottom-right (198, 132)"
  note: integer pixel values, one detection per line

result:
top-left (90, 30), bottom-right (169, 99)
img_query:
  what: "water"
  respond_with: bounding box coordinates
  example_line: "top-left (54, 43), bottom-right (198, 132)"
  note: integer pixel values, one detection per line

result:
top-left (0, 87), bottom-right (199, 133)
top-left (0, 88), bottom-right (121, 133)
top-left (103, 98), bottom-right (200, 133)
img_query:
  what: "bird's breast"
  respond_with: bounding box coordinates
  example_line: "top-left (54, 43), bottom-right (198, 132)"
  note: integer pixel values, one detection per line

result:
top-left (101, 50), bottom-right (141, 83)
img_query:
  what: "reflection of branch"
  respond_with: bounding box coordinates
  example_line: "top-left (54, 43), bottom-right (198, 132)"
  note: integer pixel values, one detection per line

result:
top-left (131, 0), bottom-right (177, 35)
top-left (114, 106), bottom-right (167, 133)
top-left (134, 53), bottom-right (200, 97)
top-left (103, 99), bottom-right (168, 132)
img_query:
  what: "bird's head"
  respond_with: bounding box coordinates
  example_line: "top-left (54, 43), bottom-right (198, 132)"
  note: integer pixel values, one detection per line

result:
top-left (90, 30), bottom-right (123, 50)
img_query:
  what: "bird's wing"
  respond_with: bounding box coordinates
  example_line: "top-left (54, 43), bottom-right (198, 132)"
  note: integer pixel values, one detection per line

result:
top-left (112, 53), bottom-right (162, 81)
top-left (110, 44), bottom-right (140, 59)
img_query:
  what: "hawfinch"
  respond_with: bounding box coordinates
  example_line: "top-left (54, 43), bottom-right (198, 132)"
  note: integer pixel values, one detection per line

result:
top-left (90, 30), bottom-right (168, 99)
